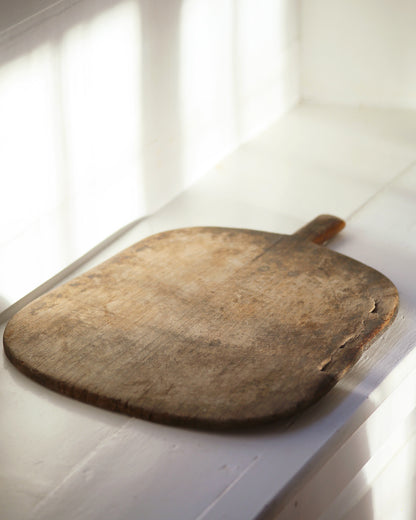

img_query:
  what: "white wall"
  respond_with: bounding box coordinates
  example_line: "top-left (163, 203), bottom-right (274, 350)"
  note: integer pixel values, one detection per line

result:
top-left (0, 0), bottom-right (300, 313)
top-left (301, 0), bottom-right (416, 109)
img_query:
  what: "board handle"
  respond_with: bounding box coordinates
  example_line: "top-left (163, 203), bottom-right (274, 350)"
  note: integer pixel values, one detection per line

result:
top-left (293, 215), bottom-right (345, 245)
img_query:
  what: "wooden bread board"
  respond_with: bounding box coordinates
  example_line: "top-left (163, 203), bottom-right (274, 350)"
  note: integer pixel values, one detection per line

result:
top-left (3, 215), bottom-right (399, 429)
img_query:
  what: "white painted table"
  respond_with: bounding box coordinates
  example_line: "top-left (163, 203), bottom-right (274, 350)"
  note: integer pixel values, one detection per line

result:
top-left (1, 104), bottom-right (416, 520)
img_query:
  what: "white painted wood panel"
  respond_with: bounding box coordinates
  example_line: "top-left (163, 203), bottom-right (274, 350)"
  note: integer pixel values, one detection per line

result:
top-left (301, 0), bottom-right (416, 109)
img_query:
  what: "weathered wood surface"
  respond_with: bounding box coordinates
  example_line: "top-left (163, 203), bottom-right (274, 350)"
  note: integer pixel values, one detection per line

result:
top-left (3, 215), bottom-right (399, 429)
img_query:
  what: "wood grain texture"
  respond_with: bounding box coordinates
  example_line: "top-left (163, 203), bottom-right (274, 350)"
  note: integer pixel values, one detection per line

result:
top-left (3, 216), bottom-right (399, 429)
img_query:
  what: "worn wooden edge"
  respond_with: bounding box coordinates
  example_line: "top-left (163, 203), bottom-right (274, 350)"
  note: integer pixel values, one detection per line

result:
top-left (321, 293), bottom-right (400, 379)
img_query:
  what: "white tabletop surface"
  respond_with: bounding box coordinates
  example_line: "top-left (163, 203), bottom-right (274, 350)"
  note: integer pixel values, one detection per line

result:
top-left (1, 103), bottom-right (416, 520)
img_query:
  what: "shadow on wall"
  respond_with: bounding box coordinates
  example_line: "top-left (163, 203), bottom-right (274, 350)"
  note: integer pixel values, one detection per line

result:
top-left (0, 0), bottom-right (299, 307)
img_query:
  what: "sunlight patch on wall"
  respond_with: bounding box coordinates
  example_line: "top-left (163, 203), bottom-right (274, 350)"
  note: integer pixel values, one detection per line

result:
top-left (234, 0), bottom-right (300, 140)
top-left (180, 0), bottom-right (236, 186)
top-left (0, 0), bottom-right (142, 309)
top-left (0, 43), bottom-right (60, 246)
top-left (58, 0), bottom-right (143, 255)
top-left (179, 0), bottom-right (299, 186)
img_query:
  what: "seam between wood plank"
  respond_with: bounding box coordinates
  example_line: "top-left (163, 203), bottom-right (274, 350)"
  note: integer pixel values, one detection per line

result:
top-left (194, 455), bottom-right (261, 520)
top-left (346, 158), bottom-right (416, 222)
top-left (29, 418), bottom-right (135, 519)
